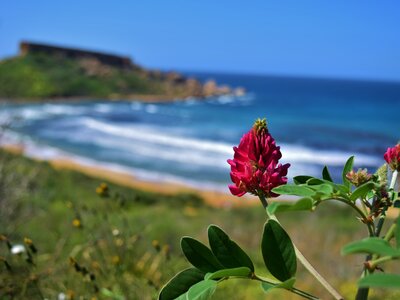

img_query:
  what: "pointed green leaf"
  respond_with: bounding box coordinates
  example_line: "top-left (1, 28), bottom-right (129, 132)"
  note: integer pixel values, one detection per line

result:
top-left (207, 225), bottom-right (254, 271)
top-left (261, 277), bottom-right (296, 293)
top-left (342, 156), bottom-right (354, 190)
top-left (293, 175), bottom-right (313, 185)
top-left (322, 166), bottom-right (333, 182)
top-left (342, 237), bottom-right (400, 257)
top-left (181, 237), bottom-right (224, 273)
top-left (359, 273), bottom-right (400, 289)
top-left (159, 268), bottom-right (205, 300)
top-left (272, 185), bottom-right (315, 197)
top-left (350, 182), bottom-right (376, 202)
top-left (261, 220), bottom-right (297, 281)
top-left (267, 197), bottom-right (313, 215)
top-left (186, 280), bottom-right (217, 300)
top-left (204, 267), bottom-right (251, 280)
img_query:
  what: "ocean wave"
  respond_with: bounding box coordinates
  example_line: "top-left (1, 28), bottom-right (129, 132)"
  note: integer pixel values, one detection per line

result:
top-left (81, 118), bottom-right (234, 154)
top-left (79, 118), bottom-right (380, 168)
top-left (2, 103), bottom-right (88, 122)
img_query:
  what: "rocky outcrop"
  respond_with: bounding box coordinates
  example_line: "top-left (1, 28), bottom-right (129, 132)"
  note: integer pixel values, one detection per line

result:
top-left (15, 41), bottom-right (245, 99)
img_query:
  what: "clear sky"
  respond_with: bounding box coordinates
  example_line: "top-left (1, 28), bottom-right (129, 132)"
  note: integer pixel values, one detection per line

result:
top-left (1, 1), bottom-right (400, 81)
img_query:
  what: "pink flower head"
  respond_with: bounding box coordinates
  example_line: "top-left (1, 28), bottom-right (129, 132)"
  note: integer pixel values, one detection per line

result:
top-left (227, 118), bottom-right (290, 198)
top-left (384, 143), bottom-right (400, 172)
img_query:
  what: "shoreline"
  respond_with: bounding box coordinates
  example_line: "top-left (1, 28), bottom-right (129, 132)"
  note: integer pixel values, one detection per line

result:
top-left (1, 143), bottom-right (259, 208)
top-left (0, 94), bottom-right (199, 105)
top-left (0, 91), bottom-right (244, 105)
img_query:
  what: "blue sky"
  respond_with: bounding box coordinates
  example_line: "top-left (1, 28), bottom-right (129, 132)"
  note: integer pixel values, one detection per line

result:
top-left (1, 1), bottom-right (400, 81)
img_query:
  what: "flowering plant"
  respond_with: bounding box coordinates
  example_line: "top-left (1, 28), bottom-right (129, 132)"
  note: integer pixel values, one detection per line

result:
top-left (159, 118), bottom-right (400, 300)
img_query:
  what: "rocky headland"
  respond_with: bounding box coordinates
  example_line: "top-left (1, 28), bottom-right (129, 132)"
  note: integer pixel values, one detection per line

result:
top-left (0, 41), bottom-right (245, 102)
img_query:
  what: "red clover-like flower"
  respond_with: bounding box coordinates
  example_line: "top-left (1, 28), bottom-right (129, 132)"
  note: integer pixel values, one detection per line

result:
top-left (384, 143), bottom-right (400, 172)
top-left (227, 118), bottom-right (290, 197)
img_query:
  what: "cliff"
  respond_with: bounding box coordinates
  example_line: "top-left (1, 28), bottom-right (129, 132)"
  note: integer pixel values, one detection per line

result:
top-left (0, 41), bottom-right (244, 101)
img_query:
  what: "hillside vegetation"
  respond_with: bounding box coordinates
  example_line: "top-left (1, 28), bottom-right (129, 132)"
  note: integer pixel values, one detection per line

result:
top-left (1, 150), bottom-right (399, 299)
top-left (0, 53), bottom-right (161, 99)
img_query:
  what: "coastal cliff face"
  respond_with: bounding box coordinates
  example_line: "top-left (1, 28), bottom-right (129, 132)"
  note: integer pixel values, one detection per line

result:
top-left (0, 41), bottom-right (244, 101)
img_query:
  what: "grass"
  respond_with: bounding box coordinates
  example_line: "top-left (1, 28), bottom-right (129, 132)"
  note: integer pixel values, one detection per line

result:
top-left (1, 149), bottom-right (399, 299)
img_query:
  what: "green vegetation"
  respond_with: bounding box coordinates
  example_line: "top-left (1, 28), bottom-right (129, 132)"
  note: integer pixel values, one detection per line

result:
top-left (0, 53), bottom-right (167, 99)
top-left (1, 149), bottom-right (400, 299)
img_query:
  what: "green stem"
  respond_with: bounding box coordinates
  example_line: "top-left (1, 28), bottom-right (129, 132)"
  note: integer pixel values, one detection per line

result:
top-left (356, 169), bottom-right (398, 300)
top-left (329, 198), bottom-right (375, 237)
top-left (384, 223), bottom-right (396, 242)
top-left (368, 255), bottom-right (398, 269)
top-left (258, 193), bottom-right (344, 300)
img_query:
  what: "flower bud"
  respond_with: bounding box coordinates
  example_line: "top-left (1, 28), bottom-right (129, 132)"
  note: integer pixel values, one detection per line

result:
top-left (346, 168), bottom-right (372, 187)
top-left (384, 143), bottom-right (400, 172)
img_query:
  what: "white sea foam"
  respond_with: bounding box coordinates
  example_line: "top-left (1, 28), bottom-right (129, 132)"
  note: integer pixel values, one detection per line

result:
top-left (94, 103), bottom-right (113, 113)
top-left (81, 118), bottom-right (234, 154)
top-left (80, 118), bottom-right (380, 168)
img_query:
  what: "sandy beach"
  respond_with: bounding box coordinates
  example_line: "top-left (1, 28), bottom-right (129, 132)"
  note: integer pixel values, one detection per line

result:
top-left (1, 143), bottom-right (259, 208)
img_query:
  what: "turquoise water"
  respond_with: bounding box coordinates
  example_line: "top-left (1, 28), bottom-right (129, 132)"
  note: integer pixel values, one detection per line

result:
top-left (1, 73), bottom-right (399, 191)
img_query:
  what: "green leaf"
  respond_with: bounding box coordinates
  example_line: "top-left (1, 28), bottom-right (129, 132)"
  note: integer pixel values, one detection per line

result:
top-left (159, 268), bottom-right (205, 300)
top-left (342, 237), bottom-right (400, 257)
top-left (322, 166), bottom-right (333, 182)
top-left (342, 156), bottom-right (354, 190)
top-left (272, 185), bottom-right (315, 197)
top-left (181, 237), bottom-right (224, 273)
top-left (261, 220), bottom-right (297, 281)
top-left (293, 175), bottom-right (313, 185)
top-left (306, 178), bottom-right (325, 185)
top-left (267, 197), bottom-right (314, 215)
top-left (204, 267), bottom-right (251, 280)
top-left (186, 280), bottom-right (217, 300)
top-left (359, 273), bottom-right (400, 289)
top-left (307, 183), bottom-right (333, 195)
top-left (207, 225), bottom-right (254, 271)
top-left (261, 277), bottom-right (296, 292)
top-left (350, 182), bottom-right (376, 202)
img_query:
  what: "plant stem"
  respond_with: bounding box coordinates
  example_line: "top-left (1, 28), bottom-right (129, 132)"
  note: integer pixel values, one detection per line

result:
top-left (384, 223), bottom-right (396, 242)
top-left (356, 169), bottom-right (398, 300)
top-left (368, 255), bottom-right (397, 269)
top-left (329, 198), bottom-right (375, 237)
top-left (258, 193), bottom-right (344, 300)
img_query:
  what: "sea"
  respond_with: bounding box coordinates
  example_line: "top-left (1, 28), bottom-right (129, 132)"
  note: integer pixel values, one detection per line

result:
top-left (1, 73), bottom-right (399, 192)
